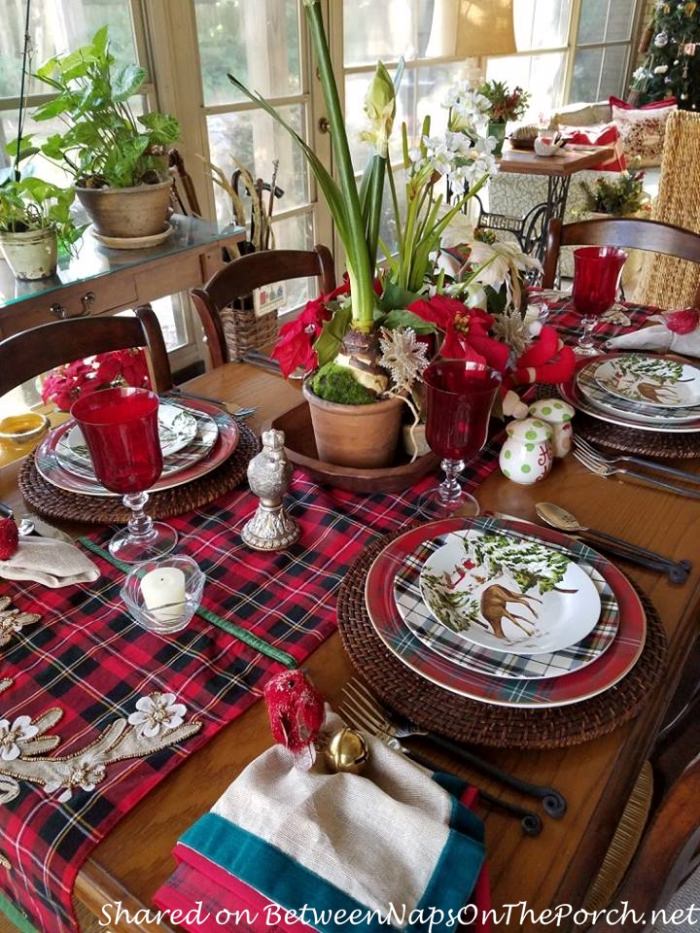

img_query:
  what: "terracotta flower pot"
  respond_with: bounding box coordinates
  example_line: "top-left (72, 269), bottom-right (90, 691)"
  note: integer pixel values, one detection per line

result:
top-left (76, 180), bottom-right (172, 239)
top-left (302, 382), bottom-right (405, 469)
top-left (0, 227), bottom-right (57, 280)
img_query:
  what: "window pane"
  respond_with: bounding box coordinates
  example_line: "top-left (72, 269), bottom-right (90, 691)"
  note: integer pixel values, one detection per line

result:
top-left (344, 0), bottom-right (457, 66)
top-left (486, 52), bottom-right (567, 121)
top-left (195, 0), bottom-right (301, 106)
top-left (597, 44), bottom-right (629, 100)
top-left (270, 212), bottom-right (315, 311)
top-left (0, 0), bottom-right (137, 100)
top-left (207, 106), bottom-right (310, 225)
top-left (577, 0), bottom-right (635, 45)
top-left (346, 62), bottom-right (472, 170)
top-left (513, 0), bottom-right (572, 51)
top-left (569, 47), bottom-right (603, 102)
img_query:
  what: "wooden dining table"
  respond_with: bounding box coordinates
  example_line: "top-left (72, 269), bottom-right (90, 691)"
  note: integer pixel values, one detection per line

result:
top-left (1, 361), bottom-right (698, 932)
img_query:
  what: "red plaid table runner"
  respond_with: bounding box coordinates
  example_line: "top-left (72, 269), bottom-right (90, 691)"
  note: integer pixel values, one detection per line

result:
top-left (0, 301), bottom-right (650, 933)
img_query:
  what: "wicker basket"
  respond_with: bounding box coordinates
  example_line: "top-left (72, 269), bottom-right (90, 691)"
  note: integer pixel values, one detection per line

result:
top-left (220, 296), bottom-right (280, 362)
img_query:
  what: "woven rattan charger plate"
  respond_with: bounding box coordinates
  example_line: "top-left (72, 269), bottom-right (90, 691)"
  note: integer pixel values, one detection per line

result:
top-left (18, 421), bottom-right (260, 524)
top-left (337, 530), bottom-right (667, 750)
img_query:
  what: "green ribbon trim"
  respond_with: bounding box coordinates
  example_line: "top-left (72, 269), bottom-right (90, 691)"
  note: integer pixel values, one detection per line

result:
top-left (0, 889), bottom-right (37, 933)
top-left (79, 538), bottom-right (297, 669)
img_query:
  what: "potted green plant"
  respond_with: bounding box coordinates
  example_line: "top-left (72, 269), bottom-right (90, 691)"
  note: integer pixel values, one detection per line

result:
top-left (20, 27), bottom-right (180, 245)
top-left (478, 80), bottom-right (531, 156)
top-left (230, 6), bottom-right (500, 469)
top-left (0, 176), bottom-right (80, 280)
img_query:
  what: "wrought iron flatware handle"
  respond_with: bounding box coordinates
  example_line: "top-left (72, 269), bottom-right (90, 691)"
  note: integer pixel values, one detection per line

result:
top-left (582, 530), bottom-right (690, 585)
top-left (405, 748), bottom-right (542, 836)
top-left (425, 733), bottom-right (566, 818)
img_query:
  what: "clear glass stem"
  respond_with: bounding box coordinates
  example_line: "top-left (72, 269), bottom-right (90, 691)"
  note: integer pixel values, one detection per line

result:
top-left (123, 492), bottom-right (157, 544)
top-left (438, 458), bottom-right (465, 504)
top-left (578, 315), bottom-right (597, 350)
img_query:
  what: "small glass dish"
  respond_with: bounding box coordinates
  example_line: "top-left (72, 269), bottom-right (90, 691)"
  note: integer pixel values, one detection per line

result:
top-left (0, 412), bottom-right (50, 446)
top-left (120, 556), bottom-right (205, 635)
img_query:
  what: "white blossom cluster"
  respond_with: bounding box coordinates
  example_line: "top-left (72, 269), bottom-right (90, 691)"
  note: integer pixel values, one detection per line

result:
top-left (413, 129), bottom-right (497, 187)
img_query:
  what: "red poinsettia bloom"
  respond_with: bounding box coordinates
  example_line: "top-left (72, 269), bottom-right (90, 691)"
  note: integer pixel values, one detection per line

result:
top-left (408, 295), bottom-right (511, 372)
top-left (41, 349), bottom-right (151, 412)
top-left (271, 282), bottom-right (350, 377)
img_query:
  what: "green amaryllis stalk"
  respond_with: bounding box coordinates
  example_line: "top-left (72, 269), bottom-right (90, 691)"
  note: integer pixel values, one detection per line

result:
top-left (229, 0), bottom-right (379, 334)
top-left (359, 61), bottom-right (399, 272)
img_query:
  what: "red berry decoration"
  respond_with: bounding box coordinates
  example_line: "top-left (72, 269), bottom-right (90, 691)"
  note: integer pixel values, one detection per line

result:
top-left (0, 517), bottom-right (19, 561)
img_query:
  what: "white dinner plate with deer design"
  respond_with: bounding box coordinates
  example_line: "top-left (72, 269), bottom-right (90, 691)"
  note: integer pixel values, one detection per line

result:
top-left (593, 354), bottom-right (700, 409)
top-left (419, 529), bottom-right (601, 656)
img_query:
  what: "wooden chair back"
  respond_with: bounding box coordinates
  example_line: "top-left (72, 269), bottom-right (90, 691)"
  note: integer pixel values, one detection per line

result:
top-left (542, 217), bottom-right (700, 307)
top-left (191, 245), bottom-right (336, 368)
top-left (591, 755), bottom-right (700, 931)
top-left (0, 307), bottom-right (173, 399)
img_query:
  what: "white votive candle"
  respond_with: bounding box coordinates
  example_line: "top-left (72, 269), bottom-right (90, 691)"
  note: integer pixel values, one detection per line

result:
top-left (141, 567), bottom-right (186, 623)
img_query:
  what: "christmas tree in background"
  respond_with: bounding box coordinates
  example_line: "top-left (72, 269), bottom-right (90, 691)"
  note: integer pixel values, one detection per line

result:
top-left (630, 0), bottom-right (700, 111)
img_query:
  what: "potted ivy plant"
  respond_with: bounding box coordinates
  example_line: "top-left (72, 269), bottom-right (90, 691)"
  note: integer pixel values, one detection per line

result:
top-left (20, 27), bottom-right (180, 245)
top-left (0, 176), bottom-right (80, 280)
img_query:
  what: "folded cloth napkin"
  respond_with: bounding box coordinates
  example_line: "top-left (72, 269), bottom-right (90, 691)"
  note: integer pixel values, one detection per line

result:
top-left (155, 713), bottom-right (488, 933)
top-left (154, 784), bottom-right (491, 933)
top-left (606, 308), bottom-right (700, 358)
top-left (0, 537), bottom-right (99, 587)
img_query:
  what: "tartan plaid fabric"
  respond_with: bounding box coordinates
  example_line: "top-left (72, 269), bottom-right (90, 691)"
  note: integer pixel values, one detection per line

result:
top-left (0, 299), bottom-right (653, 933)
top-left (393, 529), bottom-right (619, 679)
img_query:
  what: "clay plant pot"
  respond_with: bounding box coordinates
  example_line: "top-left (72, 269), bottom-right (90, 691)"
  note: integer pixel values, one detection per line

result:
top-left (0, 227), bottom-right (57, 280)
top-left (75, 179), bottom-right (172, 239)
top-left (302, 382), bottom-right (405, 469)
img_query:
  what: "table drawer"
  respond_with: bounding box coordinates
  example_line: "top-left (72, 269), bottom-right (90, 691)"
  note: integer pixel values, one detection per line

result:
top-left (0, 276), bottom-right (139, 338)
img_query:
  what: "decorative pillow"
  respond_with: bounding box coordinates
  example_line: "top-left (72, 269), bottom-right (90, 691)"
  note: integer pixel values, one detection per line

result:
top-left (559, 122), bottom-right (627, 172)
top-left (609, 97), bottom-right (677, 168)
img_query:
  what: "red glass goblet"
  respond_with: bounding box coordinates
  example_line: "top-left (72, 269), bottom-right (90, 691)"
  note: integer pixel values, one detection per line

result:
top-left (572, 246), bottom-right (627, 355)
top-left (71, 387), bottom-right (177, 562)
top-left (418, 360), bottom-right (502, 520)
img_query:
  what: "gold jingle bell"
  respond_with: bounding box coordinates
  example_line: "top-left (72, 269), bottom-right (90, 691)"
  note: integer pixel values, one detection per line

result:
top-left (324, 727), bottom-right (369, 775)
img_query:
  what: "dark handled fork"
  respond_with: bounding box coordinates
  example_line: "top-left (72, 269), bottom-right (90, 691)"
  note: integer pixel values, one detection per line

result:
top-left (343, 680), bottom-right (566, 818)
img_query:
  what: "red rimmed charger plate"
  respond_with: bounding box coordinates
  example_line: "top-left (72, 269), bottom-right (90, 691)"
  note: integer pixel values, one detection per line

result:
top-left (35, 399), bottom-right (239, 498)
top-left (365, 516), bottom-right (646, 708)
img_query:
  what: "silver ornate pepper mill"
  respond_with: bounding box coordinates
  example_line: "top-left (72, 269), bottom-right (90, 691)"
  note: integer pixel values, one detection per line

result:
top-left (242, 429), bottom-right (300, 551)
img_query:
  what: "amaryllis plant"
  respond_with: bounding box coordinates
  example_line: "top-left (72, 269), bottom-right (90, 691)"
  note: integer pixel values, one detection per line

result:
top-left (41, 349), bottom-right (150, 412)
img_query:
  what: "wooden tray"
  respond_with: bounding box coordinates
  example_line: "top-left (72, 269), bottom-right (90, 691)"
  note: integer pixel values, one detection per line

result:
top-left (269, 402), bottom-right (438, 493)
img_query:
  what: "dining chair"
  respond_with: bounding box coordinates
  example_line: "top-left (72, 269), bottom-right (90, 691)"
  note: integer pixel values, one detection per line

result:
top-left (588, 754), bottom-right (700, 932)
top-left (0, 306), bottom-right (173, 399)
top-left (191, 245), bottom-right (336, 368)
top-left (541, 216), bottom-right (700, 307)
top-left (637, 110), bottom-right (700, 310)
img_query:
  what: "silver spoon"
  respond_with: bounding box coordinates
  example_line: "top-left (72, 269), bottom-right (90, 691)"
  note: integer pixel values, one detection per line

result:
top-left (535, 502), bottom-right (690, 584)
top-left (17, 517), bottom-right (35, 537)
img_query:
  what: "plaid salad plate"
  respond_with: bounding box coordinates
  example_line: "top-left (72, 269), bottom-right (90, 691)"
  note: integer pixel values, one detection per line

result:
top-left (575, 357), bottom-right (700, 425)
top-left (366, 516), bottom-right (646, 708)
top-left (394, 530), bottom-right (619, 680)
top-left (36, 398), bottom-right (238, 497)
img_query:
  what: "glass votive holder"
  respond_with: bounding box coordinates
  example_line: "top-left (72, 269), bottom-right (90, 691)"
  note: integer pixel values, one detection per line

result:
top-left (120, 556), bottom-right (205, 635)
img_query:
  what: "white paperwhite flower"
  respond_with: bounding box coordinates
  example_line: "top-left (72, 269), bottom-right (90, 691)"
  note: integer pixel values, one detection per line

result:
top-left (379, 328), bottom-right (429, 392)
top-left (0, 716), bottom-right (38, 761)
top-left (45, 755), bottom-right (107, 803)
top-left (127, 692), bottom-right (187, 738)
